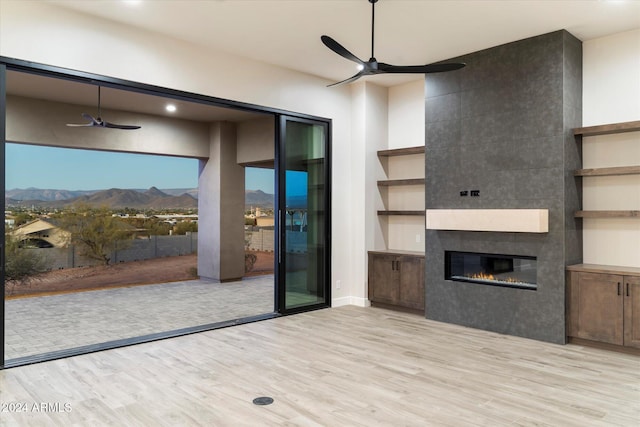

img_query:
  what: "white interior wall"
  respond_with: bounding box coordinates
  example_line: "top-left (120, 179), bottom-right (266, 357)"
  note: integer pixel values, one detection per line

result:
top-left (385, 80), bottom-right (426, 252)
top-left (582, 29), bottom-right (640, 267)
top-left (388, 80), bottom-right (426, 150)
top-left (386, 154), bottom-right (425, 252)
top-left (0, 1), bottom-right (358, 305)
top-left (347, 81), bottom-right (388, 305)
top-left (583, 29), bottom-right (640, 125)
top-left (363, 83), bottom-right (389, 252)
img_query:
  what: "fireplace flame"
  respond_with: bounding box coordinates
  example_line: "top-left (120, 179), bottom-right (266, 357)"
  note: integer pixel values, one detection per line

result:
top-left (466, 272), bottom-right (522, 284)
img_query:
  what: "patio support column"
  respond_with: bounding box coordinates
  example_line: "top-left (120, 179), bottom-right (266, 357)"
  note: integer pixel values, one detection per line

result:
top-left (198, 121), bottom-right (245, 281)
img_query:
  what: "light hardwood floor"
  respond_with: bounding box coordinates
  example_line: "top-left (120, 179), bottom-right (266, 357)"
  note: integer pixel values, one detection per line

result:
top-left (1, 305), bottom-right (639, 426)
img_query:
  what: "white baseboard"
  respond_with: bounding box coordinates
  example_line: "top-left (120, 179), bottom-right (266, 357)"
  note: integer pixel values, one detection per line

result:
top-left (332, 296), bottom-right (371, 308)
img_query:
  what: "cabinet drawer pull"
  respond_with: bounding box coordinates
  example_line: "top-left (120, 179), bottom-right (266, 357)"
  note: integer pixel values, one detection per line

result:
top-left (396, 260), bottom-right (400, 271)
top-left (618, 282), bottom-right (621, 296)
top-left (391, 260), bottom-right (395, 271)
top-left (627, 283), bottom-right (630, 297)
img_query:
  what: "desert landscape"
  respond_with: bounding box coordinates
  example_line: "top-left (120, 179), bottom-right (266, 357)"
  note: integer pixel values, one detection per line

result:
top-left (6, 251), bottom-right (275, 298)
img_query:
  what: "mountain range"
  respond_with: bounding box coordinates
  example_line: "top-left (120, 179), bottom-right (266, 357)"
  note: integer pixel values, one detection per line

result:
top-left (6, 187), bottom-right (197, 209)
top-left (245, 189), bottom-right (274, 208)
top-left (6, 187), bottom-right (276, 209)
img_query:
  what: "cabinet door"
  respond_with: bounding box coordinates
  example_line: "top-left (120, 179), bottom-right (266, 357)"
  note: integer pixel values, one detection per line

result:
top-left (624, 276), bottom-right (640, 349)
top-left (368, 254), bottom-right (399, 305)
top-left (573, 272), bottom-right (624, 345)
top-left (398, 256), bottom-right (425, 310)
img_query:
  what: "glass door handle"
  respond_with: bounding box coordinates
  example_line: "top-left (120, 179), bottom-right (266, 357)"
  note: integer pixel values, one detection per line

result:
top-left (278, 210), bottom-right (282, 264)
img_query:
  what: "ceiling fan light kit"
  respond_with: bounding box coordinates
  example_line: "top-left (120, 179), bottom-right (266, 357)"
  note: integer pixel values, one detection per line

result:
top-left (66, 86), bottom-right (141, 130)
top-left (322, 0), bottom-right (465, 87)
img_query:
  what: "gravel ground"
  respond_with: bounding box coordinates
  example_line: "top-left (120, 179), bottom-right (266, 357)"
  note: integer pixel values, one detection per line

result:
top-left (6, 251), bottom-right (275, 298)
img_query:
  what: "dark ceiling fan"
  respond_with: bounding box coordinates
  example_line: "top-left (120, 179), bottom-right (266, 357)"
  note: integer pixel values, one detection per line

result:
top-left (66, 86), bottom-right (141, 130)
top-left (321, 0), bottom-right (466, 87)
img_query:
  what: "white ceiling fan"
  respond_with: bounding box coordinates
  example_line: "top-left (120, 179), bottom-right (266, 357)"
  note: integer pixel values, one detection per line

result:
top-left (66, 86), bottom-right (141, 130)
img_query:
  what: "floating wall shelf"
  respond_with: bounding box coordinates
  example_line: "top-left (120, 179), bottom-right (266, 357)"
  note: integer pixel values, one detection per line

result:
top-left (377, 146), bottom-right (425, 157)
top-left (574, 166), bottom-right (640, 177)
top-left (377, 178), bottom-right (425, 186)
top-left (378, 210), bottom-right (426, 216)
top-left (573, 120), bottom-right (640, 136)
top-left (573, 120), bottom-right (640, 221)
top-left (575, 210), bottom-right (639, 218)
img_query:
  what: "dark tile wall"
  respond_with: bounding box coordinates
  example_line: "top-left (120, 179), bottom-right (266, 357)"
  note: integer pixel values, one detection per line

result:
top-left (424, 30), bottom-right (582, 344)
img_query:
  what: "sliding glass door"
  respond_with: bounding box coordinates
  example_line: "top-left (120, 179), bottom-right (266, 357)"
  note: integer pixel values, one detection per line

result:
top-left (277, 116), bottom-right (330, 313)
top-left (1, 57), bottom-right (332, 368)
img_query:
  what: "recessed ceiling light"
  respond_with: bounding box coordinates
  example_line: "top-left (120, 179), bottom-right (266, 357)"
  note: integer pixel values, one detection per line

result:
top-left (165, 104), bottom-right (177, 113)
top-left (122, 0), bottom-right (142, 6)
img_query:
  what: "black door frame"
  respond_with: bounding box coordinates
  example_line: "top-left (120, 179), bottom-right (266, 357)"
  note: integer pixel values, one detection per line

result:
top-left (275, 115), bottom-right (332, 315)
top-left (0, 57), bottom-right (332, 368)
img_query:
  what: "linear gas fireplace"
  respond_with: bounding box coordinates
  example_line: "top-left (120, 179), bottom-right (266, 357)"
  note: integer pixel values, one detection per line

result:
top-left (445, 251), bottom-right (537, 290)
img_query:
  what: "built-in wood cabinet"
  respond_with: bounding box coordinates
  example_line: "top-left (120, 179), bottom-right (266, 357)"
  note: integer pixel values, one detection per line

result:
top-left (568, 120), bottom-right (640, 351)
top-left (370, 146), bottom-right (426, 311)
top-left (368, 251), bottom-right (425, 311)
top-left (567, 264), bottom-right (640, 349)
top-left (624, 275), bottom-right (640, 348)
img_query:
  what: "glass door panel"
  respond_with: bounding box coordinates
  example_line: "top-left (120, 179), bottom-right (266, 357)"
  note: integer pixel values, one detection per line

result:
top-left (278, 117), bottom-right (330, 313)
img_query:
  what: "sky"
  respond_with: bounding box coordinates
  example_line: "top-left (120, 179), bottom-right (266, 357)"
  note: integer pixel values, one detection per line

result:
top-left (246, 167), bottom-right (275, 194)
top-left (6, 143), bottom-right (276, 193)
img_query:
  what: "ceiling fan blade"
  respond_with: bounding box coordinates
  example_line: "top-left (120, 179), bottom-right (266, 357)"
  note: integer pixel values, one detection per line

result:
top-left (103, 121), bottom-right (142, 130)
top-left (81, 113), bottom-right (101, 124)
top-left (378, 62), bottom-right (466, 74)
top-left (66, 122), bottom-right (94, 127)
top-left (322, 1), bottom-right (466, 87)
top-left (327, 71), bottom-right (366, 87)
top-left (321, 35), bottom-right (365, 65)
top-left (66, 113), bottom-right (99, 127)
top-left (68, 107), bottom-right (141, 130)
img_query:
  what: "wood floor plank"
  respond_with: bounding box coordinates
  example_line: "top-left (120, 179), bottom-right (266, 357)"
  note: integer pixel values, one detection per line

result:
top-left (2, 306), bottom-right (639, 426)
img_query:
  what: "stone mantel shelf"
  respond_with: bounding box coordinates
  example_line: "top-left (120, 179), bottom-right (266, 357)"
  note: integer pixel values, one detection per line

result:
top-left (425, 209), bottom-right (549, 233)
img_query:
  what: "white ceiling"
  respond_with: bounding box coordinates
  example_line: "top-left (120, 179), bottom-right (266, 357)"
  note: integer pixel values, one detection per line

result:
top-left (7, 0), bottom-right (640, 122)
top-left (6, 71), bottom-right (266, 122)
top-left (47, 0), bottom-right (640, 87)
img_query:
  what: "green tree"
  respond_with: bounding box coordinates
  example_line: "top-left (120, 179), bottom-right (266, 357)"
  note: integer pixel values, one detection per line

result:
top-left (123, 217), bottom-right (172, 236)
top-left (4, 233), bottom-right (48, 292)
top-left (173, 221), bottom-right (198, 235)
top-left (146, 220), bottom-right (172, 236)
top-left (13, 212), bottom-right (34, 227)
top-left (58, 205), bottom-right (133, 265)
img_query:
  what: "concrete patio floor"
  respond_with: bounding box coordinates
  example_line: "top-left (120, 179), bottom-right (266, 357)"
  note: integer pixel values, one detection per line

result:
top-left (5, 275), bottom-right (274, 361)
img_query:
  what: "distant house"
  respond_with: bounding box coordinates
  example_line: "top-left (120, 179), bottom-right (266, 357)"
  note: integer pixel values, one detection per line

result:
top-left (10, 217), bottom-right (138, 248)
top-left (256, 216), bottom-right (275, 228)
top-left (10, 218), bottom-right (69, 248)
top-left (153, 214), bottom-right (198, 225)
